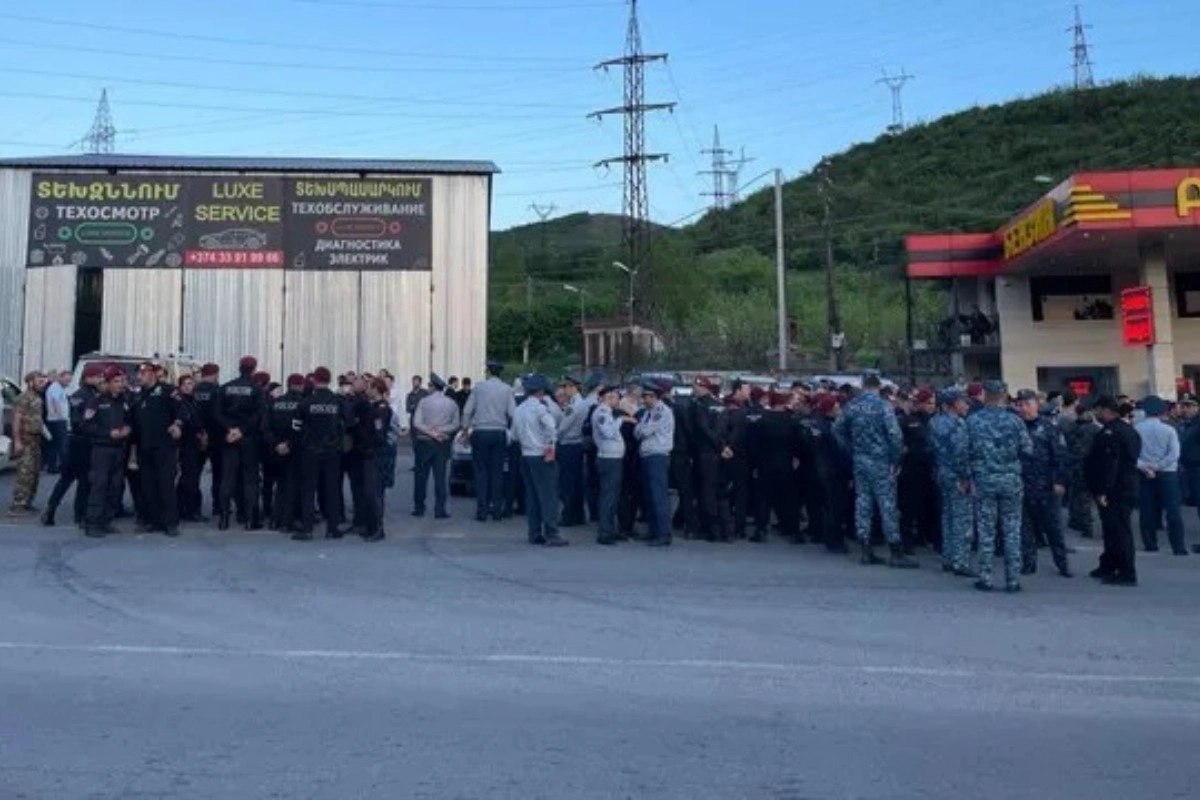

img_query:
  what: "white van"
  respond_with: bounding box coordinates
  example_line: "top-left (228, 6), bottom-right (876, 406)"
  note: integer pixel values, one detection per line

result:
top-left (69, 352), bottom-right (204, 394)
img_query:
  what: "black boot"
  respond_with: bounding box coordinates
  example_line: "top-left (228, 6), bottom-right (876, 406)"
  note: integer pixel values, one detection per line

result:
top-left (859, 541), bottom-right (885, 565)
top-left (245, 508), bottom-right (264, 531)
top-left (41, 508), bottom-right (56, 527)
top-left (218, 511), bottom-right (230, 531)
top-left (888, 543), bottom-right (920, 569)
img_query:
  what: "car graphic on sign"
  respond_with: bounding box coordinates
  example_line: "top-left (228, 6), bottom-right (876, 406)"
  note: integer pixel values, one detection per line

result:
top-left (198, 228), bottom-right (268, 250)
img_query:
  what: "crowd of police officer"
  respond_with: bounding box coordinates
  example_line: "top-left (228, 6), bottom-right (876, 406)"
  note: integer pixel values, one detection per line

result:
top-left (506, 369), bottom-right (1148, 592)
top-left (38, 356), bottom-right (396, 542)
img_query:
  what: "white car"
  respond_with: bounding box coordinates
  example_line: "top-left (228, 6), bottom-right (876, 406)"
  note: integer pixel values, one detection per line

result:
top-left (0, 375), bottom-right (18, 472)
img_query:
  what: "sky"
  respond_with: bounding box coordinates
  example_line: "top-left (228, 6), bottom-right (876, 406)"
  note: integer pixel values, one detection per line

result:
top-left (0, 0), bottom-right (1198, 231)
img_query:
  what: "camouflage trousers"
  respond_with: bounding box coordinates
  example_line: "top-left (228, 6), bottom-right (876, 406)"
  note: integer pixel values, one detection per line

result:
top-left (938, 478), bottom-right (972, 570)
top-left (1066, 468), bottom-right (1093, 536)
top-left (8, 437), bottom-right (43, 511)
top-left (975, 482), bottom-right (1022, 587)
top-left (853, 463), bottom-right (900, 545)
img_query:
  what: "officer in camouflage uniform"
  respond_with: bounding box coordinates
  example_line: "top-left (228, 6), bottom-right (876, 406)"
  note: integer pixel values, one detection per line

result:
top-left (967, 381), bottom-right (1033, 592)
top-left (833, 373), bottom-right (917, 568)
top-left (7, 372), bottom-right (48, 516)
top-left (929, 388), bottom-right (974, 575)
top-left (1015, 389), bottom-right (1073, 577)
top-left (1063, 401), bottom-right (1099, 537)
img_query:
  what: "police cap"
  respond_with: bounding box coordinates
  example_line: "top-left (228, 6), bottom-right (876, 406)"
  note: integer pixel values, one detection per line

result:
top-left (937, 388), bottom-right (962, 406)
top-left (1015, 389), bottom-right (1038, 402)
top-left (1181, 393), bottom-right (1200, 406)
top-left (983, 379), bottom-right (1008, 395)
top-left (524, 373), bottom-right (550, 394)
top-left (429, 373), bottom-right (447, 391)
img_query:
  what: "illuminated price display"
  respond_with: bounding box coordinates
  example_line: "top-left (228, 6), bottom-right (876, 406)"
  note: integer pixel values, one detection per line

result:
top-left (1120, 286), bottom-right (1155, 347)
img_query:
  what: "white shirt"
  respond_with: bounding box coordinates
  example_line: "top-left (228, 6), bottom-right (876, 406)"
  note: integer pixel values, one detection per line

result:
top-left (46, 382), bottom-right (69, 423)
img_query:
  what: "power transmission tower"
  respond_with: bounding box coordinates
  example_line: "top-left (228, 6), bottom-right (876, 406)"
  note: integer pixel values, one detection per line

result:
top-left (1069, 3), bottom-right (1095, 91)
top-left (81, 88), bottom-right (117, 154)
top-left (528, 202), bottom-right (558, 253)
top-left (588, 0), bottom-right (676, 282)
top-left (817, 158), bottom-right (844, 371)
top-left (699, 125), bottom-right (733, 210)
top-left (876, 68), bottom-right (914, 134)
top-left (726, 146), bottom-right (754, 203)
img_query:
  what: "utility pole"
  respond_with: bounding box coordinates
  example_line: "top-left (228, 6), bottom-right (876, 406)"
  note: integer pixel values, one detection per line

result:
top-left (699, 125), bottom-right (733, 211)
top-left (817, 158), bottom-right (844, 371)
top-left (774, 169), bottom-right (787, 371)
top-left (1069, 3), bottom-right (1095, 92)
top-left (81, 88), bottom-right (117, 154)
top-left (876, 69), bottom-right (914, 134)
top-left (588, 0), bottom-right (675, 311)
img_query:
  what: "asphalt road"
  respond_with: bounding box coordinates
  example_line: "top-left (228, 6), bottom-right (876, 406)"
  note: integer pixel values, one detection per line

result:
top-left (2, 459), bottom-right (1199, 800)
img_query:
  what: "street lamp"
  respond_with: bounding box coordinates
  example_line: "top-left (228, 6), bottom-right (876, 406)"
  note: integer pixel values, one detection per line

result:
top-left (563, 283), bottom-right (586, 364)
top-left (612, 260), bottom-right (637, 330)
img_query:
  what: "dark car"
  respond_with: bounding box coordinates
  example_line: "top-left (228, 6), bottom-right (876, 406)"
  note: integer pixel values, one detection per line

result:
top-left (448, 392), bottom-right (524, 497)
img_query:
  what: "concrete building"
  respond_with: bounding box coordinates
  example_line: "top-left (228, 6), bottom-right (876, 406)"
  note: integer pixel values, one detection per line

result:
top-left (907, 169), bottom-right (1200, 398)
top-left (0, 154), bottom-right (498, 381)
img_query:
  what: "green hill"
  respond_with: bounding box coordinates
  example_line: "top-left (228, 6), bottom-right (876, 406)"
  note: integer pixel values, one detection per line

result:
top-left (489, 75), bottom-right (1200, 371)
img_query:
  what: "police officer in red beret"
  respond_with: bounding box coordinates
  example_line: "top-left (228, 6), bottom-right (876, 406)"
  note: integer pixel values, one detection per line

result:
top-left (213, 355), bottom-right (268, 531)
top-left (193, 363), bottom-right (222, 517)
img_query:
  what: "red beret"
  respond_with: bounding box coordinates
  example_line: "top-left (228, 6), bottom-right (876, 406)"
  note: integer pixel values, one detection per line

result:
top-left (239, 355), bottom-right (258, 372)
top-left (252, 371), bottom-right (270, 387)
top-left (200, 363), bottom-right (219, 377)
top-left (286, 373), bottom-right (305, 387)
top-left (816, 394), bottom-right (840, 415)
top-left (768, 390), bottom-right (792, 408)
top-left (82, 363), bottom-right (104, 379)
top-left (967, 382), bottom-right (984, 397)
top-left (103, 366), bottom-right (124, 381)
top-left (914, 388), bottom-right (935, 404)
top-left (749, 386), bottom-right (766, 403)
top-left (313, 366), bottom-right (332, 384)
top-left (693, 375), bottom-right (719, 392)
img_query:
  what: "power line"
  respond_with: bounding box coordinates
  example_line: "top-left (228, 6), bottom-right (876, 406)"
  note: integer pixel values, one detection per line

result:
top-left (287, 0), bottom-right (619, 9)
top-left (588, 0), bottom-right (676, 294)
top-left (875, 68), bottom-right (915, 134)
top-left (1069, 3), bottom-right (1096, 91)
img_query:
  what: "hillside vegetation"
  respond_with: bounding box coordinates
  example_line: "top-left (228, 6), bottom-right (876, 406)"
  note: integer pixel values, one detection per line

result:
top-left (489, 75), bottom-right (1200, 371)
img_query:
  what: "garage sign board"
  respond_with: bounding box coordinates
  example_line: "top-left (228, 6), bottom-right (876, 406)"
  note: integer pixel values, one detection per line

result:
top-left (25, 173), bottom-right (432, 271)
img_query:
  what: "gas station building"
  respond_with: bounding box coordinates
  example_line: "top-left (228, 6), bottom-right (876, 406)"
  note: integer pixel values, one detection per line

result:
top-left (907, 169), bottom-right (1200, 398)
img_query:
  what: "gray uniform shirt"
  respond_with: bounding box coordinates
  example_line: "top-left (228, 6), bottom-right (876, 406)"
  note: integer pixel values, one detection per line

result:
top-left (591, 404), bottom-right (625, 459)
top-left (512, 395), bottom-right (559, 456)
top-left (413, 391), bottom-right (461, 441)
top-left (557, 394), bottom-right (587, 445)
top-left (462, 377), bottom-right (516, 432)
top-left (635, 401), bottom-right (674, 457)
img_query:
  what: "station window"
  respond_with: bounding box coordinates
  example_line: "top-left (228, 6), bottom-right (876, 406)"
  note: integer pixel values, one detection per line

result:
top-left (1174, 272), bottom-right (1200, 318)
top-left (1029, 275), bottom-right (1114, 322)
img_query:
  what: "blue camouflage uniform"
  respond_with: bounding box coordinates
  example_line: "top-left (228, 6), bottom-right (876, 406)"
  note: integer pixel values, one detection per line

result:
top-left (929, 396), bottom-right (971, 572)
top-left (966, 391), bottom-right (1033, 588)
top-left (1019, 405), bottom-right (1071, 575)
top-left (833, 389), bottom-right (904, 545)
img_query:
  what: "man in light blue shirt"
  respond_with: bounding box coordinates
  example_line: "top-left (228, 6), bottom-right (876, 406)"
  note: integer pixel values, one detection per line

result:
top-left (634, 379), bottom-right (675, 547)
top-left (44, 371), bottom-right (71, 474)
top-left (1135, 395), bottom-right (1187, 555)
top-left (461, 360), bottom-right (516, 523)
top-left (511, 374), bottom-right (568, 547)
top-left (591, 385), bottom-right (627, 545)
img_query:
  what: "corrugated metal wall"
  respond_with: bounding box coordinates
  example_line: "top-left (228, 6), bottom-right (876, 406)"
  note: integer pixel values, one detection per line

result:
top-left (22, 265), bottom-right (77, 372)
top-left (100, 268), bottom-right (183, 359)
top-left (4, 168), bottom-right (490, 380)
top-left (184, 269), bottom-right (285, 379)
top-left (360, 271), bottom-right (432, 378)
top-left (431, 174), bottom-right (489, 378)
top-left (0, 170), bottom-right (31, 377)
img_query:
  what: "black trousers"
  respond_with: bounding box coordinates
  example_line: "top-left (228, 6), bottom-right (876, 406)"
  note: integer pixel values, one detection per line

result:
top-left (219, 438), bottom-right (260, 519)
top-left (268, 452), bottom-right (298, 529)
top-left (899, 461), bottom-right (939, 547)
top-left (261, 446), bottom-right (281, 519)
top-left (669, 450), bottom-right (697, 535)
top-left (503, 442), bottom-right (524, 516)
top-left (618, 450), bottom-right (642, 535)
top-left (756, 466), bottom-right (799, 540)
top-left (86, 446), bottom-right (125, 529)
top-left (300, 450), bottom-right (342, 535)
top-left (359, 455), bottom-right (384, 534)
top-left (177, 440), bottom-right (203, 519)
top-left (693, 453), bottom-right (722, 539)
top-left (556, 442), bottom-right (585, 526)
top-left (584, 446), bottom-right (600, 522)
top-left (46, 435), bottom-right (91, 524)
top-left (719, 459), bottom-right (750, 539)
top-left (413, 439), bottom-right (450, 514)
top-left (471, 429), bottom-right (507, 518)
top-left (1098, 499), bottom-right (1136, 579)
top-left (139, 446), bottom-right (179, 530)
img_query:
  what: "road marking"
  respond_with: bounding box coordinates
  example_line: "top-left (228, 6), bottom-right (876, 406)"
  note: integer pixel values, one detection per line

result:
top-left (0, 641), bottom-right (1196, 686)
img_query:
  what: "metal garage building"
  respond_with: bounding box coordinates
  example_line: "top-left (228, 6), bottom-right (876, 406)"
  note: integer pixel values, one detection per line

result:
top-left (0, 154), bottom-right (497, 381)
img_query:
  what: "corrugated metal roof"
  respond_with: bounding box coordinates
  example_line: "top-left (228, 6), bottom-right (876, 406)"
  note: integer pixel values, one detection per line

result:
top-left (0, 153), bottom-right (500, 175)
